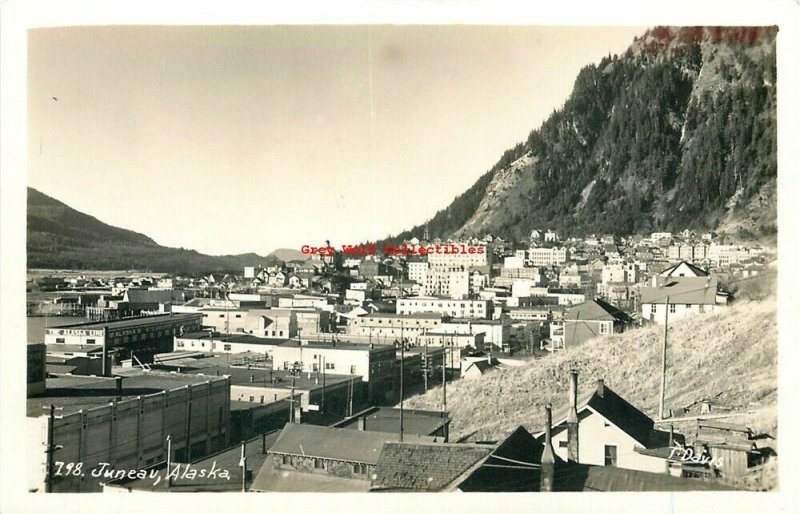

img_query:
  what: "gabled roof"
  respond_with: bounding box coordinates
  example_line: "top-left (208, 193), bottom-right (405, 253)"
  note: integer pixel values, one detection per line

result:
top-left (563, 298), bottom-right (632, 323)
top-left (542, 384), bottom-right (657, 448)
top-left (371, 443), bottom-right (492, 491)
top-left (640, 276), bottom-right (719, 305)
top-left (269, 423), bottom-right (433, 465)
top-left (456, 426), bottom-right (551, 492)
top-left (659, 260), bottom-right (710, 277)
top-left (463, 360), bottom-right (494, 375)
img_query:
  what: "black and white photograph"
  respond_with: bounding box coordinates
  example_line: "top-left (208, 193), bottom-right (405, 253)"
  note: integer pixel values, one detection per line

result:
top-left (1, 1), bottom-right (799, 513)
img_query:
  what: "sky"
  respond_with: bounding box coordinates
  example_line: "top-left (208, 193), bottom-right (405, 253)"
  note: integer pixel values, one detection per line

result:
top-left (28, 25), bottom-right (647, 255)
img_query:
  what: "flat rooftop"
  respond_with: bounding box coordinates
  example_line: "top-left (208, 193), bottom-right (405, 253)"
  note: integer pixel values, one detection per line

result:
top-left (448, 318), bottom-right (505, 325)
top-left (362, 312), bottom-right (443, 319)
top-left (49, 313), bottom-right (203, 331)
top-left (177, 366), bottom-right (362, 390)
top-left (177, 332), bottom-right (290, 346)
top-left (335, 407), bottom-right (449, 436)
top-left (26, 372), bottom-right (227, 417)
top-left (277, 340), bottom-right (395, 353)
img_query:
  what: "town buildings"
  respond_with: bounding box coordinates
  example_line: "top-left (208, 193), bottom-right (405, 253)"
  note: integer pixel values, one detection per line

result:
top-left (548, 298), bottom-right (632, 350)
top-left (27, 373), bottom-right (231, 492)
top-left (44, 313), bottom-right (204, 369)
top-left (640, 275), bottom-right (729, 325)
top-left (396, 297), bottom-right (493, 319)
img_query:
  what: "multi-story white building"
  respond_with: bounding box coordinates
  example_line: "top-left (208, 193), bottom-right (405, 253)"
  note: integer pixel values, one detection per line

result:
top-left (347, 312), bottom-right (444, 340)
top-left (277, 294), bottom-right (333, 310)
top-left (640, 276), bottom-right (729, 324)
top-left (505, 256), bottom-right (524, 269)
top-left (407, 259), bottom-right (429, 286)
top-left (448, 271), bottom-right (471, 299)
top-left (397, 297), bottom-right (492, 319)
top-left (441, 319), bottom-right (510, 349)
top-left (601, 262), bottom-right (640, 285)
top-left (527, 247), bottom-right (569, 267)
top-left (650, 232), bottom-right (673, 245)
top-left (427, 244), bottom-right (489, 270)
top-left (707, 244), bottom-right (749, 268)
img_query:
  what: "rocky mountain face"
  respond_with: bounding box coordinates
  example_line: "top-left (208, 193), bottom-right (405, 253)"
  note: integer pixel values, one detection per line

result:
top-left (393, 26), bottom-right (777, 244)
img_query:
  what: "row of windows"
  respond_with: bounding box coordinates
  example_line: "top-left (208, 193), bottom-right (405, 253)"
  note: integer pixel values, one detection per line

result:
top-left (557, 442), bottom-right (617, 466)
top-left (176, 341), bottom-right (207, 348)
top-left (281, 455), bottom-right (368, 475)
top-left (649, 304), bottom-right (691, 314)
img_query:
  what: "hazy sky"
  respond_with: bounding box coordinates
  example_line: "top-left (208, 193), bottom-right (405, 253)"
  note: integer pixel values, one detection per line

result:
top-left (29, 25), bottom-right (646, 255)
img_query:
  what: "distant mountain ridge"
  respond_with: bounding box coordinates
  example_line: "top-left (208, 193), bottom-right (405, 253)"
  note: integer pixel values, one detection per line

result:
top-left (381, 26), bottom-right (777, 245)
top-left (27, 188), bottom-right (268, 274)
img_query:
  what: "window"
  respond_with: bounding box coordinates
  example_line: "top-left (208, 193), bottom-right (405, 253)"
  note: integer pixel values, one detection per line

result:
top-left (686, 304), bottom-right (692, 309)
top-left (650, 304), bottom-right (656, 315)
top-left (177, 342), bottom-right (184, 348)
top-left (604, 445), bottom-right (618, 467)
top-left (669, 304), bottom-right (676, 314)
top-left (599, 323), bottom-right (608, 335)
top-left (219, 314), bottom-right (225, 318)
top-left (56, 338), bottom-right (65, 343)
top-left (282, 455), bottom-right (290, 465)
top-left (353, 463), bottom-right (367, 474)
top-left (313, 458), bottom-right (325, 470)
top-left (235, 314), bottom-right (242, 319)
top-left (350, 365), bottom-right (357, 374)
top-left (86, 338), bottom-right (96, 344)
top-left (558, 441), bottom-right (569, 448)
top-left (326, 362), bottom-right (335, 370)
top-left (223, 344), bottom-right (231, 351)
top-left (249, 396), bottom-right (255, 402)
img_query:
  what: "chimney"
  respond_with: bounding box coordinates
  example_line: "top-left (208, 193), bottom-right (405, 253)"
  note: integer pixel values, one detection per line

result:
top-left (540, 404), bottom-right (556, 492)
top-left (567, 370), bottom-right (579, 463)
top-left (358, 416), bottom-right (367, 431)
top-left (596, 379), bottom-right (605, 398)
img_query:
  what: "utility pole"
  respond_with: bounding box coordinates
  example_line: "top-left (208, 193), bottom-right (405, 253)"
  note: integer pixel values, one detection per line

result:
top-left (400, 325), bottom-right (405, 443)
top-left (239, 440), bottom-right (247, 492)
top-left (423, 337), bottom-right (429, 391)
top-left (659, 296), bottom-right (670, 420)
top-left (43, 404), bottom-right (63, 493)
top-left (289, 375), bottom-right (297, 423)
top-left (442, 354), bottom-right (447, 418)
top-left (166, 434), bottom-right (173, 488)
top-left (348, 376), bottom-right (354, 417)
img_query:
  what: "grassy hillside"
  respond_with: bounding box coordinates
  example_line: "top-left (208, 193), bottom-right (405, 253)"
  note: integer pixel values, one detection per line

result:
top-left (406, 286), bottom-right (777, 443)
